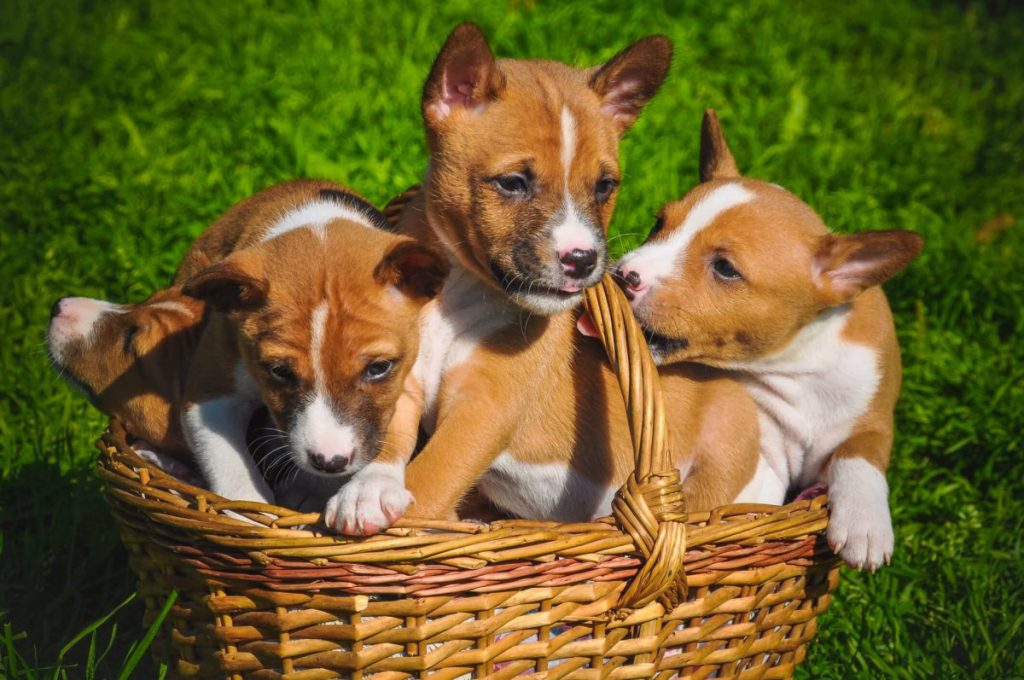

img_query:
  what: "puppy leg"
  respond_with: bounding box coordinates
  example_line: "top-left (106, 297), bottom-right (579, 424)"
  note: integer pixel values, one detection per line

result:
top-left (183, 396), bottom-right (274, 504)
top-left (826, 435), bottom-right (894, 570)
top-left (323, 375), bottom-right (423, 535)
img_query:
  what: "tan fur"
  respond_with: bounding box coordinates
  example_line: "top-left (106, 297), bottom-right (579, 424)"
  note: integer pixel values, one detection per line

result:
top-left (387, 25), bottom-right (755, 520)
top-left (49, 287), bottom-right (206, 456)
top-left (625, 110), bottom-right (923, 477)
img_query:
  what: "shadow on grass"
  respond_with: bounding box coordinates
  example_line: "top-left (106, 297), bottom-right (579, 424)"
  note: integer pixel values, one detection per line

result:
top-left (0, 459), bottom-right (161, 676)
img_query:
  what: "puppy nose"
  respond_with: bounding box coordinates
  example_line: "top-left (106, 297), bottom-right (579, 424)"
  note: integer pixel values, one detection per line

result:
top-left (623, 270), bottom-right (642, 290)
top-left (559, 248), bottom-right (597, 279)
top-left (616, 267), bottom-right (646, 302)
top-left (308, 451), bottom-right (348, 474)
top-left (50, 297), bottom-right (66, 319)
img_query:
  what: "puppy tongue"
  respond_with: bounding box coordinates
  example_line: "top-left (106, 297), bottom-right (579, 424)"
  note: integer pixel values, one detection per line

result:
top-left (577, 310), bottom-right (600, 338)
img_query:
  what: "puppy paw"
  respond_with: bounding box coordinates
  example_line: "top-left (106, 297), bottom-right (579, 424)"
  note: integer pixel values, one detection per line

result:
top-left (827, 457), bottom-right (894, 571)
top-left (323, 463), bottom-right (412, 536)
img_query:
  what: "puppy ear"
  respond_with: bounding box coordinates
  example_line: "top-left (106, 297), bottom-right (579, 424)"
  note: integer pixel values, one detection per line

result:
top-left (375, 240), bottom-right (449, 300)
top-left (422, 23), bottom-right (504, 127)
top-left (813, 230), bottom-right (924, 305)
top-left (589, 35), bottom-right (672, 134)
top-left (183, 254), bottom-right (268, 312)
top-left (700, 108), bottom-right (741, 182)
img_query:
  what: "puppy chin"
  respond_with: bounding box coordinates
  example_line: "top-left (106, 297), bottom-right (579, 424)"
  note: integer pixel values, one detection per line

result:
top-left (513, 288), bottom-right (584, 315)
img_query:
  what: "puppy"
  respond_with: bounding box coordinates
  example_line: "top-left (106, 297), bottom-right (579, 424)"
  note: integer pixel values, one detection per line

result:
top-left (47, 286), bottom-right (207, 481)
top-left (344, 23), bottom-right (678, 526)
top-left (615, 110), bottom-right (923, 569)
top-left (179, 180), bottom-right (447, 525)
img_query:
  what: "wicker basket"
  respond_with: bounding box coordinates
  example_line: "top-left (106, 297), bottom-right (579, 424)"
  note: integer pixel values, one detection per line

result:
top-left (96, 272), bottom-right (840, 679)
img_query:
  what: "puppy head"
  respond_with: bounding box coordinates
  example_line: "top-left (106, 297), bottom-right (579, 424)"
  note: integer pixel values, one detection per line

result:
top-left (420, 23), bottom-right (672, 314)
top-left (185, 221), bottom-right (447, 479)
top-left (47, 287), bottom-right (206, 451)
top-left (614, 110), bottom-right (923, 366)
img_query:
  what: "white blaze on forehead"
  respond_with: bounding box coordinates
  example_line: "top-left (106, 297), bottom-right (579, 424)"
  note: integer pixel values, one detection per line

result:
top-left (309, 301), bottom-right (328, 390)
top-left (147, 300), bottom-right (195, 317)
top-left (551, 105), bottom-right (597, 255)
top-left (560, 105), bottom-right (577, 187)
top-left (262, 199), bottom-right (376, 243)
top-left (292, 300), bottom-right (359, 463)
top-left (619, 182), bottom-right (756, 284)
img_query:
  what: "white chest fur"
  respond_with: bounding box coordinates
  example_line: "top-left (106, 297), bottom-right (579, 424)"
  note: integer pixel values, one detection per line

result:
top-left (413, 263), bottom-right (516, 433)
top-left (729, 306), bottom-right (881, 498)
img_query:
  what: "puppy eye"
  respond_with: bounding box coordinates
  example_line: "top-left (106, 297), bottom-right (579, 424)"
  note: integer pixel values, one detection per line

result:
top-left (364, 359), bottom-right (395, 382)
top-left (122, 325), bottom-right (140, 356)
top-left (649, 215), bottom-right (665, 239)
top-left (712, 256), bottom-right (743, 281)
top-left (594, 177), bottom-right (618, 202)
top-left (492, 174), bottom-right (531, 198)
top-left (265, 361), bottom-right (298, 386)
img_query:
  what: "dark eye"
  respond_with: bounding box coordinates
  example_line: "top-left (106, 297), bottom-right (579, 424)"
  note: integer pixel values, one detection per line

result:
top-left (364, 359), bottom-right (395, 382)
top-left (492, 173), bottom-right (531, 198)
top-left (712, 256), bottom-right (743, 281)
top-left (595, 177), bottom-right (618, 202)
top-left (265, 361), bottom-right (297, 386)
top-left (122, 325), bottom-right (140, 356)
top-left (649, 215), bottom-right (666, 239)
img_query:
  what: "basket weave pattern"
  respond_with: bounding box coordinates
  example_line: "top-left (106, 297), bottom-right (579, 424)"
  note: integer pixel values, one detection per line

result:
top-left (97, 266), bottom-right (840, 678)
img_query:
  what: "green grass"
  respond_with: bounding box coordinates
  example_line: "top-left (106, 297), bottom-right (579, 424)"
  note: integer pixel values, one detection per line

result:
top-left (1, 0), bottom-right (1022, 677)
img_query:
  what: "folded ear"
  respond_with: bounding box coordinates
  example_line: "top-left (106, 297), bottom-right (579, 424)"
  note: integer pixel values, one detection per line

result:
top-left (589, 35), bottom-right (672, 134)
top-left (375, 240), bottom-right (449, 300)
top-left (422, 23), bottom-right (505, 127)
top-left (700, 108), bottom-right (740, 182)
top-left (813, 230), bottom-right (924, 305)
top-left (182, 253), bottom-right (268, 312)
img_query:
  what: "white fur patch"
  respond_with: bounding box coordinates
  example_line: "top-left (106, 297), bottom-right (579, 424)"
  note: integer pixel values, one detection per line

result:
top-left (414, 264), bottom-right (516, 432)
top-left (182, 363), bottom-right (272, 503)
top-left (618, 182), bottom-right (755, 287)
top-left (310, 301), bottom-right (328, 389)
top-left (560, 105), bottom-right (577, 186)
top-left (291, 395), bottom-right (359, 468)
top-left (721, 306), bottom-right (881, 491)
top-left (550, 200), bottom-right (598, 257)
top-left (827, 457), bottom-right (893, 570)
top-left (48, 298), bottom-right (124, 350)
top-left (731, 455), bottom-right (788, 504)
top-left (262, 199), bottom-right (375, 242)
top-left (147, 300), bottom-right (195, 317)
top-left (323, 461), bottom-right (412, 535)
top-left (478, 452), bottom-right (616, 521)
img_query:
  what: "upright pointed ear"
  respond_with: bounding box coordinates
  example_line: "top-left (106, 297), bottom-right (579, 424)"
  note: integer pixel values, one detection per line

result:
top-left (700, 109), bottom-right (741, 182)
top-left (422, 23), bottom-right (504, 127)
top-left (813, 230), bottom-right (924, 305)
top-left (375, 240), bottom-right (450, 300)
top-left (182, 252), bottom-right (268, 312)
top-left (589, 35), bottom-right (672, 134)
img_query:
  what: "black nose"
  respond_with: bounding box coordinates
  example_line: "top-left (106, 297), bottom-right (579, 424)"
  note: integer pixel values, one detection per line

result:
top-left (624, 270), bottom-right (642, 289)
top-left (560, 249), bottom-right (598, 279)
top-left (308, 452), bottom-right (348, 474)
top-left (50, 298), bottom-right (66, 319)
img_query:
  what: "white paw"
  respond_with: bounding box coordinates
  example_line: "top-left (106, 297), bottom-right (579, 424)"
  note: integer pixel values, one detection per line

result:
top-left (827, 457), bottom-right (894, 571)
top-left (323, 463), bottom-right (412, 536)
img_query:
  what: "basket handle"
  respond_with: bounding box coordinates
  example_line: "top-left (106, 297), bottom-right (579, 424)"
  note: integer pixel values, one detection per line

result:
top-left (583, 275), bottom-right (687, 614)
top-left (385, 188), bottom-right (686, 612)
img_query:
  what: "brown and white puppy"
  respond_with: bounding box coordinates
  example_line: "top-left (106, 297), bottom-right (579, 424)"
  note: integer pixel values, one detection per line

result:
top-left (615, 110), bottom-right (924, 569)
top-left (47, 287), bottom-right (207, 480)
top-left (179, 180), bottom-right (446, 527)
top-left (361, 23), bottom-right (674, 524)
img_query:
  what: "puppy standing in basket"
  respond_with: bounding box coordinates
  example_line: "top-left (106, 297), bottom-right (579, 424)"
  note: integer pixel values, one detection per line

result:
top-left (614, 111), bottom-right (923, 569)
top-left (329, 23), bottom-right (684, 530)
top-left (177, 180), bottom-right (447, 512)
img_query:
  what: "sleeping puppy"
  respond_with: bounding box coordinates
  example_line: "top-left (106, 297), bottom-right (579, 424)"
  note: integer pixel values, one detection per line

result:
top-left (614, 110), bottom-right (923, 569)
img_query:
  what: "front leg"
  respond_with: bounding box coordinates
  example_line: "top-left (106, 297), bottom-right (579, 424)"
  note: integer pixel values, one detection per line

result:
top-left (182, 395), bottom-right (274, 504)
top-left (323, 374), bottom-right (424, 535)
top-left (826, 431), bottom-right (894, 571)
